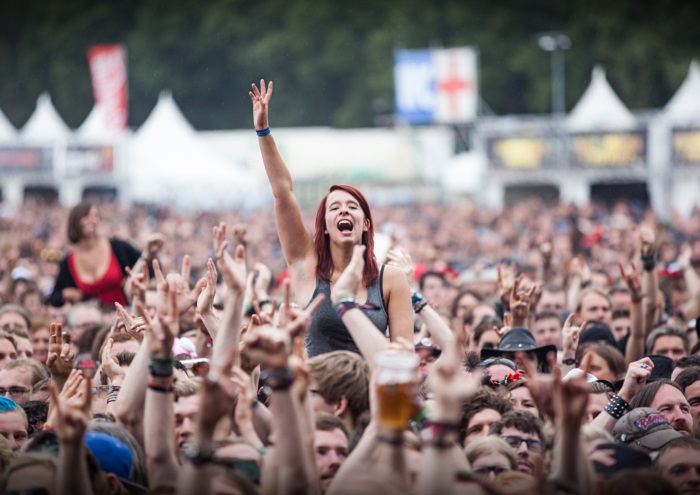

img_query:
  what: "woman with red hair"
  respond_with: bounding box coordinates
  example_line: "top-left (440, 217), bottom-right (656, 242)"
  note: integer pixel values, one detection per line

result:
top-left (250, 80), bottom-right (413, 357)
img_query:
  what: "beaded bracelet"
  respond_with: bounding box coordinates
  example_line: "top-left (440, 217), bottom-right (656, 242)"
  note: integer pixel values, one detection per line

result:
top-left (604, 393), bottom-right (631, 419)
top-left (148, 375), bottom-right (174, 393)
top-left (256, 127), bottom-right (271, 137)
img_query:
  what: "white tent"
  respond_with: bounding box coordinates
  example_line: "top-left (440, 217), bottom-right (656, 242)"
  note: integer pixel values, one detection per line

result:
top-left (0, 106), bottom-right (16, 140)
top-left (128, 91), bottom-right (263, 209)
top-left (21, 92), bottom-right (72, 140)
top-left (663, 60), bottom-right (700, 123)
top-left (567, 65), bottom-right (636, 131)
top-left (77, 104), bottom-right (127, 139)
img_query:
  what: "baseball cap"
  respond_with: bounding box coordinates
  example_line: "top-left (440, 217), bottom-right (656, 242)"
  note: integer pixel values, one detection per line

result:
top-left (84, 431), bottom-right (133, 480)
top-left (613, 407), bottom-right (682, 450)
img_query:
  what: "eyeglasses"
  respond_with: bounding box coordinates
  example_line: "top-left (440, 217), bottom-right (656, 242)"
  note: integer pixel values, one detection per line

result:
top-left (478, 357), bottom-right (516, 369)
top-left (0, 387), bottom-right (29, 398)
top-left (502, 435), bottom-right (543, 453)
top-left (473, 465), bottom-right (511, 477)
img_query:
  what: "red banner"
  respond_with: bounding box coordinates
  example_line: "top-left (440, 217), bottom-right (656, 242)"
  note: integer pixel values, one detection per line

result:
top-left (87, 44), bottom-right (128, 130)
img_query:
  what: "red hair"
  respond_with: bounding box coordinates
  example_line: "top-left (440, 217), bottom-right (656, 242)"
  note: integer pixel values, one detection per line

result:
top-left (313, 185), bottom-right (378, 287)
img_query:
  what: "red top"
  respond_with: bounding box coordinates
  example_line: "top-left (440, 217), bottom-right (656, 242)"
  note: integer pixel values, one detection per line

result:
top-left (67, 248), bottom-right (126, 307)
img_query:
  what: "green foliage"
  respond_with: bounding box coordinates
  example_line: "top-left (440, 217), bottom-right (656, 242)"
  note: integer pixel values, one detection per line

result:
top-left (0, 0), bottom-right (698, 129)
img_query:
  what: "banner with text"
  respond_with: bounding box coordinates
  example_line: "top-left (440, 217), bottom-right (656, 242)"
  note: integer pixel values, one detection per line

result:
top-left (0, 146), bottom-right (53, 173)
top-left (394, 47), bottom-right (478, 125)
top-left (88, 44), bottom-right (128, 131)
top-left (486, 134), bottom-right (558, 170)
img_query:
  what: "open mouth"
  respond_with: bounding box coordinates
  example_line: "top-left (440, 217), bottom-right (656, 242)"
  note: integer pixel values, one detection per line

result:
top-left (337, 219), bottom-right (353, 232)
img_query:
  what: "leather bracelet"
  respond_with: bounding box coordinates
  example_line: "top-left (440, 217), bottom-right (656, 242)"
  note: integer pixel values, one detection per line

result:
top-left (641, 253), bottom-right (656, 272)
top-left (604, 393), bottom-right (631, 419)
top-left (260, 367), bottom-right (295, 392)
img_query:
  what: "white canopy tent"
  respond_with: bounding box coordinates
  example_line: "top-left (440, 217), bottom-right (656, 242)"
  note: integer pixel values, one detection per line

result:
top-left (21, 92), bottom-right (72, 141)
top-left (663, 60), bottom-right (700, 124)
top-left (77, 104), bottom-right (128, 139)
top-left (0, 106), bottom-right (16, 140)
top-left (127, 91), bottom-right (263, 209)
top-left (567, 66), bottom-right (636, 131)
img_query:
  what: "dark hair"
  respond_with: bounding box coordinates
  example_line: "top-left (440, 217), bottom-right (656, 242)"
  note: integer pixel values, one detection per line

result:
top-left (612, 308), bottom-right (631, 320)
top-left (603, 468), bottom-right (678, 495)
top-left (675, 367), bottom-right (700, 392)
top-left (0, 304), bottom-right (32, 330)
top-left (313, 185), bottom-right (378, 287)
top-left (654, 436), bottom-right (700, 464)
top-left (22, 400), bottom-right (49, 435)
top-left (418, 270), bottom-right (448, 292)
top-left (534, 310), bottom-right (561, 322)
top-left (578, 343), bottom-right (626, 381)
top-left (673, 354), bottom-right (700, 370)
top-left (450, 289), bottom-right (483, 318)
top-left (629, 379), bottom-right (684, 409)
top-left (646, 325), bottom-right (689, 355)
top-left (489, 409), bottom-right (545, 443)
top-left (67, 201), bottom-right (95, 244)
top-left (314, 412), bottom-right (349, 439)
top-left (459, 389), bottom-right (513, 445)
top-left (473, 317), bottom-right (502, 347)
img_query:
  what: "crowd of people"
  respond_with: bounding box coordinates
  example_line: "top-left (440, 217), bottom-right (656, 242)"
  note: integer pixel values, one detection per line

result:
top-left (0, 80), bottom-right (700, 494)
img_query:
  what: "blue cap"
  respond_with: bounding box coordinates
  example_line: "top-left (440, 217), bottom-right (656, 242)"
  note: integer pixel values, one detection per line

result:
top-left (84, 432), bottom-right (133, 481)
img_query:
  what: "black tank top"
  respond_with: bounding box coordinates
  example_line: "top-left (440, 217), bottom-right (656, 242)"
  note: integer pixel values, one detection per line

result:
top-left (305, 265), bottom-right (389, 358)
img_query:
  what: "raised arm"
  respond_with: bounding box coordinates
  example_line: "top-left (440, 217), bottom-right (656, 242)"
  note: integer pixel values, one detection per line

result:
top-left (250, 79), bottom-right (314, 269)
top-left (620, 261), bottom-right (645, 365)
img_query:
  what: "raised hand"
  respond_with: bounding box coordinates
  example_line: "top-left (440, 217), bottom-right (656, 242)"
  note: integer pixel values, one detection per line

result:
top-left (47, 323), bottom-right (75, 385)
top-left (249, 79), bottom-right (273, 130)
top-left (509, 276), bottom-right (535, 327)
top-left (196, 258), bottom-right (218, 318)
top-left (618, 357), bottom-right (654, 402)
top-left (101, 338), bottom-right (126, 386)
top-left (638, 225), bottom-right (656, 258)
top-left (145, 233), bottom-right (166, 259)
top-left (114, 302), bottom-right (147, 340)
top-left (618, 261), bottom-right (642, 299)
top-left (49, 371), bottom-right (92, 445)
top-left (562, 312), bottom-right (585, 362)
top-left (385, 248), bottom-right (415, 289)
top-left (125, 260), bottom-right (149, 306)
top-left (497, 263), bottom-right (517, 310)
top-left (136, 289), bottom-right (179, 359)
top-left (331, 245), bottom-right (365, 303)
top-left (243, 325), bottom-right (291, 371)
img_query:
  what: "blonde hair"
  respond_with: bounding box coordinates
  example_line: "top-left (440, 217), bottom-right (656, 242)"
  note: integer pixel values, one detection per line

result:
top-left (464, 435), bottom-right (517, 469)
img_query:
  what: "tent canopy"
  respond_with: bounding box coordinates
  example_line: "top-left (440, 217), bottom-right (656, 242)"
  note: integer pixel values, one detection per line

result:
top-left (567, 66), bottom-right (636, 131)
top-left (21, 93), bottom-right (72, 140)
top-left (128, 91), bottom-right (263, 209)
top-left (663, 60), bottom-right (700, 123)
top-left (0, 106), bottom-right (16, 140)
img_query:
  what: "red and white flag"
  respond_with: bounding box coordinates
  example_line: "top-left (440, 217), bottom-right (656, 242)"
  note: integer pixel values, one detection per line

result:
top-left (87, 44), bottom-right (128, 131)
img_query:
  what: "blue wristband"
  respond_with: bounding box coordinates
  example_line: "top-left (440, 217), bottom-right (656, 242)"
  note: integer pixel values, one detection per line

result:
top-left (256, 127), bottom-right (271, 137)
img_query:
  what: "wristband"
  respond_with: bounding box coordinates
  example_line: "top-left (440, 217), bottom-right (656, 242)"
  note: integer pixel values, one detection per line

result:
top-left (641, 253), bottom-right (656, 272)
top-left (148, 375), bottom-right (174, 393)
top-left (377, 431), bottom-right (404, 446)
top-left (631, 293), bottom-right (645, 304)
top-left (562, 358), bottom-right (577, 366)
top-left (604, 393), bottom-right (631, 419)
top-left (149, 355), bottom-right (174, 377)
top-left (260, 367), bottom-right (295, 393)
top-left (334, 298), bottom-right (380, 319)
top-left (108, 385), bottom-right (121, 394)
top-left (411, 291), bottom-right (429, 314)
top-left (420, 421), bottom-right (459, 449)
top-left (256, 127), bottom-right (271, 137)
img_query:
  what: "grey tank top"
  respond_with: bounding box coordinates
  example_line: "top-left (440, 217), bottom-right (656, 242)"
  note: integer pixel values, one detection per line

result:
top-left (305, 264), bottom-right (389, 358)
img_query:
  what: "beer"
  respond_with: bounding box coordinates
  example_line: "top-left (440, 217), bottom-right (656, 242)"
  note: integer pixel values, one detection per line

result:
top-left (374, 351), bottom-right (419, 430)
